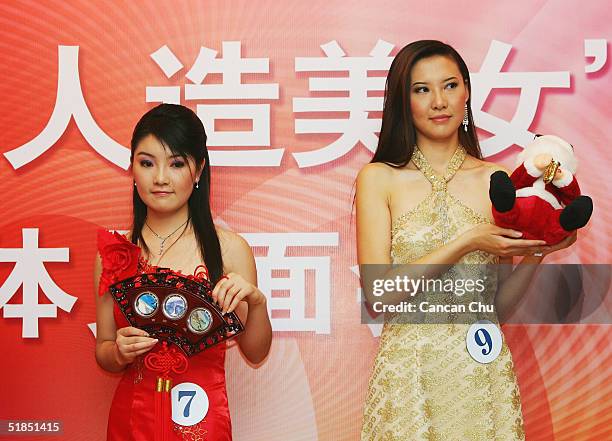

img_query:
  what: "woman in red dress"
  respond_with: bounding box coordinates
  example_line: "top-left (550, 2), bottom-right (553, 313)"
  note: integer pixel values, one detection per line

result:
top-left (94, 104), bottom-right (272, 441)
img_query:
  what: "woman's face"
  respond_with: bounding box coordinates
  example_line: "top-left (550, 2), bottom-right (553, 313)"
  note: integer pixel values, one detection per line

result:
top-left (132, 134), bottom-right (201, 215)
top-left (409, 55), bottom-right (469, 144)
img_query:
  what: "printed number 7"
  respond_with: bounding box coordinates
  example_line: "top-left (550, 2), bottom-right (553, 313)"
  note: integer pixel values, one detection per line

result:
top-left (178, 390), bottom-right (197, 417)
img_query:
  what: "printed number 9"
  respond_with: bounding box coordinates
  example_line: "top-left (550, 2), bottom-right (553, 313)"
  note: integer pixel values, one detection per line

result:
top-left (475, 328), bottom-right (492, 355)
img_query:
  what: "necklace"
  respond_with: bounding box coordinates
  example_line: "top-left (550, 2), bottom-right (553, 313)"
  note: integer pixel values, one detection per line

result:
top-left (149, 223), bottom-right (189, 267)
top-left (145, 218), bottom-right (190, 255)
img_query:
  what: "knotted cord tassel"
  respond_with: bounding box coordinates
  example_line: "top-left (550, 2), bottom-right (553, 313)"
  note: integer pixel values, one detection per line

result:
top-left (154, 377), bottom-right (163, 441)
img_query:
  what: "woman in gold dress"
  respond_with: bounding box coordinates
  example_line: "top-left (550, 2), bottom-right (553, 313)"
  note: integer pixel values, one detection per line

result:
top-left (357, 40), bottom-right (576, 440)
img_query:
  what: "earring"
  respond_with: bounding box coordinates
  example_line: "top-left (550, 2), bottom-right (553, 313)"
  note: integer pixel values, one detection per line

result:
top-left (462, 104), bottom-right (469, 132)
top-left (195, 181), bottom-right (199, 189)
top-left (134, 181), bottom-right (137, 187)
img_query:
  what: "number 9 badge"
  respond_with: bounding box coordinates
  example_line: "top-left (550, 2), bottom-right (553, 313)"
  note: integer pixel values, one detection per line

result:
top-left (466, 320), bottom-right (503, 364)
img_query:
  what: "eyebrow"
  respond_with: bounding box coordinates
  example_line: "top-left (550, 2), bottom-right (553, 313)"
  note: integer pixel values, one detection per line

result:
top-left (136, 152), bottom-right (183, 159)
top-left (411, 76), bottom-right (458, 86)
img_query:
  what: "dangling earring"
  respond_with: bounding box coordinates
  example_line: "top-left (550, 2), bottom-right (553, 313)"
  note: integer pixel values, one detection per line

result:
top-left (195, 181), bottom-right (199, 189)
top-left (462, 104), bottom-right (469, 132)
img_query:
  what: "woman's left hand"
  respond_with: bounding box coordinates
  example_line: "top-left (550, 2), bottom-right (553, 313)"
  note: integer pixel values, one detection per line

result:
top-left (212, 272), bottom-right (266, 314)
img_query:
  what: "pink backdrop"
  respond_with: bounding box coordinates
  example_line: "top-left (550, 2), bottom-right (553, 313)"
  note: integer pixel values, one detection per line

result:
top-left (0, 1), bottom-right (610, 440)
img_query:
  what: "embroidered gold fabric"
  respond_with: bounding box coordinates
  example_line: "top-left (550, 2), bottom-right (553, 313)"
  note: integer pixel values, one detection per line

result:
top-left (174, 421), bottom-right (208, 441)
top-left (361, 146), bottom-right (525, 440)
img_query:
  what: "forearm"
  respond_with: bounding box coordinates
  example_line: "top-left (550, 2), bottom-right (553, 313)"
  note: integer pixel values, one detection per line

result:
top-left (95, 340), bottom-right (129, 373)
top-left (238, 297), bottom-right (272, 365)
top-left (495, 255), bottom-right (543, 322)
top-left (363, 235), bottom-right (475, 306)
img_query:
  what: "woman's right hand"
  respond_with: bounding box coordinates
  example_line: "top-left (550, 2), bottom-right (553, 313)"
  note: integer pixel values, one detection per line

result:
top-left (464, 223), bottom-right (548, 257)
top-left (115, 326), bottom-right (158, 365)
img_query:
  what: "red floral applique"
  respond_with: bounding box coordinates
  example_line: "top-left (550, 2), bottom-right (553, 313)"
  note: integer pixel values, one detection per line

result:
top-left (97, 229), bottom-right (141, 296)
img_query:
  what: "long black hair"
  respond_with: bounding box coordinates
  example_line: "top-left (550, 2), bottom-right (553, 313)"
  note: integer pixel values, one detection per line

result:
top-left (372, 40), bottom-right (482, 167)
top-left (129, 104), bottom-right (223, 283)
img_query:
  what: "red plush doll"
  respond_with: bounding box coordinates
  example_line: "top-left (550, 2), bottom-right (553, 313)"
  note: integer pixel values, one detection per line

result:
top-left (489, 134), bottom-right (593, 245)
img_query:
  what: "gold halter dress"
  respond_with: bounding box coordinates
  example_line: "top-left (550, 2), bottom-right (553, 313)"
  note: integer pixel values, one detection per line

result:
top-left (361, 146), bottom-right (525, 441)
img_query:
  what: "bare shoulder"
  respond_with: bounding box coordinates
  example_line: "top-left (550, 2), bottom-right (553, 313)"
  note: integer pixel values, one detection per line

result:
top-left (356, 162), bottom-right (397, 202)
top-left (466, 156), bottom-right (512, 180)
top-left (356, 162), bottom-right (394, 186)
top-left (484, 162), bottom-right (511, 190)
top-left (216, 227), bottom-right (251, 260)
top-left (481, 159), bottom-right (511, 175)
top-left (216, 227), bottom-right (255, 276)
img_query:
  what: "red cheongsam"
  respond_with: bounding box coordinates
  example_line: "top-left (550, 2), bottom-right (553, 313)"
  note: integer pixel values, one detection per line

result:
top-left (98, 229), bottom-right (232, 441)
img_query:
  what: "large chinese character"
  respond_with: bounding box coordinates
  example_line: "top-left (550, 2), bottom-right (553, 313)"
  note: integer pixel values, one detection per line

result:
top-left (4, 46), bottom-right (130, 170)
top-left (471, 40), bottom-right (570, 156)
top-left (147, 42), bottom-right (283, 166)
top-left (0, 229), bottom-right (77, 338)
top-left (242, 232), bottom-right (339, 334)
top-left (292, 40), bottom-right (394, 167)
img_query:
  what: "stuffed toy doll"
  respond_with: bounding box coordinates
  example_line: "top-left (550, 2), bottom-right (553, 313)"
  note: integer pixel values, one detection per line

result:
top-left (489, 134), bottom-right (593, 245)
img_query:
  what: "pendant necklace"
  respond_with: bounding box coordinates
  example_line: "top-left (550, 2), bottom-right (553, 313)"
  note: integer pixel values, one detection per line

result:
top-left (145, 218), bottom-right (190, 255)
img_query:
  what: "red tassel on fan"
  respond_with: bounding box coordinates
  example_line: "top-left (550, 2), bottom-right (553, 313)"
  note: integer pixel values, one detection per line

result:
top-left (162, 379), bottom-right (172, 441)
top-left (154, 377), bottom-right (163, 441)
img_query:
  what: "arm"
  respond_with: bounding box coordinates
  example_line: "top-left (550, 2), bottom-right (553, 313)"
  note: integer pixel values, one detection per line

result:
top-left (356, 162), bottom-right (496, 266)
top-left (356, 163), bottom-right (546, 307)
top-left (355, 163), bottom-right (392, 267)
top-left (494, 255), bottom-right (543, 323)
top-left (495, 232), bottom-right (578, 322)
top-left (214, 233), bottom-right (272, 365)
top-left (94, 252), bottom-right (157, 372)
top-left (490, 163), bottom-right (547, 320)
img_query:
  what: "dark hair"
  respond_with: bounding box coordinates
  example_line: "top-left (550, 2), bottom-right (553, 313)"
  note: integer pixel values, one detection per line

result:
top-left (129, 104), bottom-right (223, 283)
top-left (371, 40), bottom-right (482, 167)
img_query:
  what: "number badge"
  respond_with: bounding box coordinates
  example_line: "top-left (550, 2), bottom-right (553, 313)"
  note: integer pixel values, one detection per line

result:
top-left (466, 320), bottom-right (503, 364)
top-left (171, 382), bottom-right (209, 426)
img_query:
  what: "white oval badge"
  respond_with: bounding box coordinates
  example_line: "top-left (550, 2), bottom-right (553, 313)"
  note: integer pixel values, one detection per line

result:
top-left (171, 382), bottom-right (209, 426)
top-left (466, 320), bottom-right (503, 364)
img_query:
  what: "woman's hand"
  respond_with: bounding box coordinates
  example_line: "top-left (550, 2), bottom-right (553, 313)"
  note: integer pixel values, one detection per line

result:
top-left (464, 224), bottom-right (548, 257)
top-left (540, 230), bottom-right (577, 256)
top-left (115, 326), bottom-right (158, 365)
top-left (212, 272), bottom-right (267, 315)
